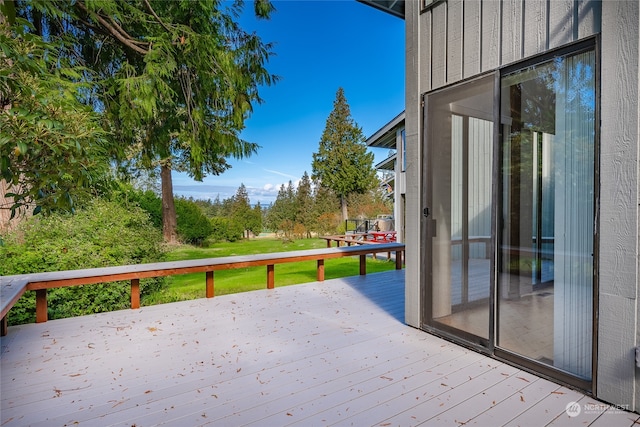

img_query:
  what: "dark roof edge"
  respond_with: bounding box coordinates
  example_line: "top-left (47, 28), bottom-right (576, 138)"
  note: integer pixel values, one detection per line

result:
top-left (357, 0), bottom-right (405, 19)
top-left (366, 111), bottom-right (406, 146)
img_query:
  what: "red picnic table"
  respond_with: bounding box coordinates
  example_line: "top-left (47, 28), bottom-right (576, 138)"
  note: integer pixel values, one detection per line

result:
top-left (368, 231), bottom-right (397, 243)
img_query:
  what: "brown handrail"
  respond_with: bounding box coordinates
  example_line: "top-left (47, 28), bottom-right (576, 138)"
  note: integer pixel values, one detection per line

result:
top-left (0, 243), bottom-right (404, 335)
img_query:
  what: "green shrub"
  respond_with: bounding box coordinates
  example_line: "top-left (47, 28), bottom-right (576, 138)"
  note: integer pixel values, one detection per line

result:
top-left (209, 216), bottom-right (243, 242)
top-left (0, 198), bottom-right (166, 325)
top-left (175, 198), bottom-right (212, 245)
top-left (126, 189), bottom-right (162, 229)
top-left (118, 189), bottom-right (212, 245)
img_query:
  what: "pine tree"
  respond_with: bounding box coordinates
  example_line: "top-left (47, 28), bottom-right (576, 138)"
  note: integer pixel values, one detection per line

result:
top-left (295, 172), bottom-right (314, 237)
top-left (312, 178), bottom-right (339, 236)
top-left (312, 88), bottom-right (377, 224)
top-left (230, 184), bottom-right (255, 238)
top-left (266, 181), bottom-right (296, 238)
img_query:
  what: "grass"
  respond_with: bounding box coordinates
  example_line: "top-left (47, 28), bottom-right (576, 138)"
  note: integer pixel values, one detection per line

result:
top-left (144, 237), bottom-right (397, 304)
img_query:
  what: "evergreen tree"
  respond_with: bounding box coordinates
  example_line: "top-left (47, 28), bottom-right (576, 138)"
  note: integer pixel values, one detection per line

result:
top-left (266, 181), bottom-right (296, 237)
top-left (15, 0), bottom-right (278, 243)
top-left (295, 172), bottom-right (314, 237)
top-left (228, 183), bottom-right (260, 238)
top-left (251, 202), bottom-right (263, 236)
top-left (312, 88), bottom-right (377, 224)
top-left (312, 179), bottom-right (340, 235)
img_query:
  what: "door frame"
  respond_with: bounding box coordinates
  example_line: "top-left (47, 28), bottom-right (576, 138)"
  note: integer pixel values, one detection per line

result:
top-left (419, 37), bottom-right (599, 393)
top-left (419, 72), bottom-right (498, 355)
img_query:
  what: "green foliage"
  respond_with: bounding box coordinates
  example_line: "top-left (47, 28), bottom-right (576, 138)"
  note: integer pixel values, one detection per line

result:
top-left (0, 199), bottom-right (166, 325)
top-left (263, 174), bottom-right (340, 237)
top-left (0, 19), bottom-right (111, 216)
top-left (123, 188), bottom-right (163, 229)
top-left (209, 216), bottom-right (243, 242)
top-left (266, 181), bottom-right (296, 237)
top-left (175, 197), bottom-right (212, 245)
top-left (15, 0), bottom-right (278, 241)
top-left (312, 88), bottom-right (377, 221)
top-left (347, 185), bottom-right (394, 219)
top-left (295, 172), bottom-right (314, 237)
top-left (113, 187), bottom-right (213, 245)
top-left (228, 184), bottom-right (260, 237)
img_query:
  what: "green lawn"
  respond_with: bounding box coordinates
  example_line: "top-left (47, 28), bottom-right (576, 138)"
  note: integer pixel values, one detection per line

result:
top-left (145, 237), bottom-right (396, 304)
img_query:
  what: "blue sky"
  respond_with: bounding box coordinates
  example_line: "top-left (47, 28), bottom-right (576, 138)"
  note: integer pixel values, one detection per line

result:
top-left (172, 0), bottom-right (405, 205)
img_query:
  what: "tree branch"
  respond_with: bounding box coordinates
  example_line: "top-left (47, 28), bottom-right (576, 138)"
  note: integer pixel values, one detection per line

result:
top-left (106, 15), bottom-right (149, 46)
top-left (75, 1), bottom-right (148, 55)
top-left (143, 0), bottom-right (173, 34)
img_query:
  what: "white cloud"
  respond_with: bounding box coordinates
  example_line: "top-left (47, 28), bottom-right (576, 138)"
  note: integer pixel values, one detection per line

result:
top-left (263, 169), bottom-right (299, 180)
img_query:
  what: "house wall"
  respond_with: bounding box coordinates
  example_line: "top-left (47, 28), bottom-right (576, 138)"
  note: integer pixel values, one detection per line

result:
top-left (599, 0), bottom-right (639, 411)
top-left (404, 0), bottom-right (639, 410)
top-left (394, 129), bottom-right (406, 243)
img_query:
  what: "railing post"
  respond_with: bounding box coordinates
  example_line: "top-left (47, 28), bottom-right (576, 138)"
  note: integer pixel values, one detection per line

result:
top-left (317, 259), bottom-right (325, 281)
top-left (396, 250), bottom-right (403, 270)
top-left (36, 289), bottom-right (47, 323)
top-left (131, 279), bottom-right (140, 309)
top-left (1, 316), bottom-right (7, 336)
top-left (267, 264), bottom-right (274, 289)
top-left (359, 254), bottom-right (366, 276)
top-left (206, 271), bottom-right (214, 298)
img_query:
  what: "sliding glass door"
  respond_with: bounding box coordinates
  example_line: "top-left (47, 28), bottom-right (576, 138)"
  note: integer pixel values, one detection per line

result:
top-left (497, 47), bottom-right (596, 381)
top-left (424, 74), bottom-right (494, 347)
top-left (423, 42), bottom-right (597, 387)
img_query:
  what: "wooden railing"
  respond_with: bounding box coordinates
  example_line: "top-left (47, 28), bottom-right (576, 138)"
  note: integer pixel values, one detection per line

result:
top-left (321, 233), bottom-right (372, 247)
top-left (0, 242), bottom-right (405, 336)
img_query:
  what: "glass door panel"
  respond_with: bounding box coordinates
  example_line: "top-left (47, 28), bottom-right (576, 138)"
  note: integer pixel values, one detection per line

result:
top-left (425, 74), bottom-right (494, 344)
top-left (498, 48), bottom-right (595, 380)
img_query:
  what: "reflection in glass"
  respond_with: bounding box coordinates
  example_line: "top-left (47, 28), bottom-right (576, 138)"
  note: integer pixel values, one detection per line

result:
top-left (498, 49), bottom-right (595, 380)
top-left (427, 75), bottom-right (493, 341)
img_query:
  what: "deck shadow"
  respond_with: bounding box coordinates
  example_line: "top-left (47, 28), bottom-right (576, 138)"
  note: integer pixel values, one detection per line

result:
top-left (337, 270), bottom-right (405, 323)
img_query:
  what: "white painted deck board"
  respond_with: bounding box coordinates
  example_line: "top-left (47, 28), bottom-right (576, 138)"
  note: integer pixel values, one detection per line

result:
top-left (1, 270), bottom-right (638, 426)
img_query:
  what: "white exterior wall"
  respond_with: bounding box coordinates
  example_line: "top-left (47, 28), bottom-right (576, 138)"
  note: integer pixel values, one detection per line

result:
top-left (405, 0), bottom-right (639, 410)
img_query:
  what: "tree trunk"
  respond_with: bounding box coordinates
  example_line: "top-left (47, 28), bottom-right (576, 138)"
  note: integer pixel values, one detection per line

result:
top-left (340, 195), bottom-right (348, 226)
top-left (160, 164), bottom-right (178, 243)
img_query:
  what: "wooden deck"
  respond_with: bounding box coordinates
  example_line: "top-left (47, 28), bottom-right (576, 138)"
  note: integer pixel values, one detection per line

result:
top-left (1, 270), bottom-right (638, 426)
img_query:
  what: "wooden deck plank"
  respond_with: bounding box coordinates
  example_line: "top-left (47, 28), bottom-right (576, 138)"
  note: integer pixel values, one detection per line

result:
top-left (1, 272), bottom-right (405, 424)
top-left (590, 406), bottom-right (640, 427)
top-left (545, 395), bottom-right (612, 426)
top-left (104, 337), bottom-right (436, 426)
top-left (148, 339), bottom-right (474, 426)
top-left (1, 270), bottom-right (637, 427)
top-left (255, 351), bottom-right (487, 427)
top-left (364, 360), bottom-right (522, 426)
top-left (420, 370), bottom-right (542, 426)
top-left (2, 290), bottom-right (404, 414)
top-left (464, 377), bottom-right (563, 426)
top-left (217, 345), bottom-right (481, 426)
top-left (502, 386), bottom-right (590, 427)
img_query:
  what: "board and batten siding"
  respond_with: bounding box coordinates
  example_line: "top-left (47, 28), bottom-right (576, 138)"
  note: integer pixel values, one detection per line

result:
top-left (417, 0), bottom-right (601, 93)
top-left (404, 0), bottom-right (639, 413)
top-left (598, 0), bottom-right (639, 412)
